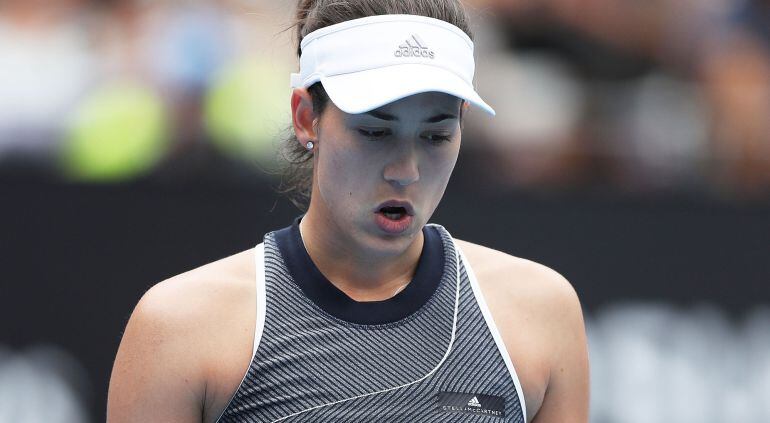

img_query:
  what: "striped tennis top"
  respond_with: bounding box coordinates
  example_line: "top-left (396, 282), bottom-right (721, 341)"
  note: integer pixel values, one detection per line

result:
top-left (216, 217), bottom-right (526, 422)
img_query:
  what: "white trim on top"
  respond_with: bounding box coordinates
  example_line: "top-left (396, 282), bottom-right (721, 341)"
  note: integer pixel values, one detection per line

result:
top-left (455, 242), bottom-right (528, 421)
top-left (214, 242), bottom-right (267, 423)
top-left (253, 242), bottom-right (267, 358)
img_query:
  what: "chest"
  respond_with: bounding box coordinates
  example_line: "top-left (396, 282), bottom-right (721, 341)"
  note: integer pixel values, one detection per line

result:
top-left (211, 330), bottom-right (524, 422)
top-left (209, 272), bottom-right (525, 422)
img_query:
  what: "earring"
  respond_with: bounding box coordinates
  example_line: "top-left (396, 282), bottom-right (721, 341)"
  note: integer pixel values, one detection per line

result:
top-left (306, 141), bottom-right (314, 150)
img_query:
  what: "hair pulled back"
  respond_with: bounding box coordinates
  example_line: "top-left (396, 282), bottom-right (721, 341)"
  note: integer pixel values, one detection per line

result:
top-left (277, 0), bottom-right (474, 211)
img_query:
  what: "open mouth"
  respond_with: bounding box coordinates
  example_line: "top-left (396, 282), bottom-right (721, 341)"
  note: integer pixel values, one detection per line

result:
top-left (379, 206), bottom-right (407, 221)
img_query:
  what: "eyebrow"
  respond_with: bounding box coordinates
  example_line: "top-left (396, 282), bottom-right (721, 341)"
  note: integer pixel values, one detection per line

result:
top-left (365, 110), bottom-right (458, 123)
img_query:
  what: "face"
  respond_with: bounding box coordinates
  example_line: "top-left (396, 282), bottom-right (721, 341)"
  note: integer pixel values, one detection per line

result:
top-left (307, 91), bottom-right (464, 256)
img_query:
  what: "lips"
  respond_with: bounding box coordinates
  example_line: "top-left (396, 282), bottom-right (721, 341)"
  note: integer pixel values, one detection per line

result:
top-left (374, 200), bottom-right (415, 216)
top-left (373, 200), bottom-right (415, 234)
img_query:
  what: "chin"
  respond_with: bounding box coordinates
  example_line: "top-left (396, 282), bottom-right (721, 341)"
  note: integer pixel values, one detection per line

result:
top-left (367, 220), bottom-right (421, 247)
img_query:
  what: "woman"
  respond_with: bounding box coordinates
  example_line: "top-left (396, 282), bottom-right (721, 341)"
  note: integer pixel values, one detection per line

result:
top-left (107, 1), bottom-right (589, 422)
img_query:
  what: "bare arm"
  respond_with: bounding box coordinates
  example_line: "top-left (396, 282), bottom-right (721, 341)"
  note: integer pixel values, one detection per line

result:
top-left (107, 281), bottom-right (207, 422)
top-left (531, 271), bottom-right (589, 423)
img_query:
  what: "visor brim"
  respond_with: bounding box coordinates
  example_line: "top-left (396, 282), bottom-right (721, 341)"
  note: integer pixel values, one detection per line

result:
top-left (319, 64), bottom-right (495, 116)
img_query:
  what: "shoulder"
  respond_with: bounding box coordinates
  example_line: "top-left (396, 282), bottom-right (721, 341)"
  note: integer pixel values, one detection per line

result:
top-left (128, 248), bottom-right (257, 359)
top-left (135, 248), bottom-right (257, 326)
top-left (454, 238), bottom-right (581, 315)
top-left (108, 248), bottom-right (257, 421)
top-left (453, 238), bottom-right (584, 358)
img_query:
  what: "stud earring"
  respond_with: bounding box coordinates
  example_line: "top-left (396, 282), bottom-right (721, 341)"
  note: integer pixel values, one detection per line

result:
top-left (306, 141), bottom-right (314, 150)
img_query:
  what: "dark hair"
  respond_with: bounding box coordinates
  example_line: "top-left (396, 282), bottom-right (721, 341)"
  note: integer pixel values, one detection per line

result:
top-left (277, 0), bottom-right (474, 211)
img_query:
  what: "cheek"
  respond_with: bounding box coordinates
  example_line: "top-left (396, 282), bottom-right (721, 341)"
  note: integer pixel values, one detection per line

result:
top-left (428, 144), bottom-right (460, 183)
top-left (422, 143), bottom-right (460, 204)
top-left (316, 137), bottom-right (374, 204)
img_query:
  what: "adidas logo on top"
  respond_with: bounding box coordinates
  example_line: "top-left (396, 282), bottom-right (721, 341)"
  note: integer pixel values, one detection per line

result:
top-left (394, 34), bottom-right (435, 59)
top-left (467, 396), bottom-right (482, 408)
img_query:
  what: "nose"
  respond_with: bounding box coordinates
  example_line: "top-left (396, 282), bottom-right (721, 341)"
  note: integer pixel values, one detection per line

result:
top-left (383, 140), bottom-right (420, 187)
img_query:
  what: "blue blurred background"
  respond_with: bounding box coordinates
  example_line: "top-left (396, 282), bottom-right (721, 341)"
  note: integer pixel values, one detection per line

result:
top-left (0, 0), bottom-right (768, 422)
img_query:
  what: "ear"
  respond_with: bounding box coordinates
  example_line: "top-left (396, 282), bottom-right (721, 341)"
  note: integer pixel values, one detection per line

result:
top-left (291, 88), bottom-right (319, 145)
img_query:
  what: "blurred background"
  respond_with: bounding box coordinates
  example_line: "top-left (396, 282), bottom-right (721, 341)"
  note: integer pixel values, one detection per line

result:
top-left (0, 0), bottom-right (768, 421)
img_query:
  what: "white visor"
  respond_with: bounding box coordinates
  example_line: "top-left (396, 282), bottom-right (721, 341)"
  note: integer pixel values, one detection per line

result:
top-left (290, 14), bottom-right (495, 116)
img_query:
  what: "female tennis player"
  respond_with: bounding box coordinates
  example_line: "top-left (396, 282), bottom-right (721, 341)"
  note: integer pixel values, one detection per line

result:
top-left (107, 1), bottom-right (589, 422)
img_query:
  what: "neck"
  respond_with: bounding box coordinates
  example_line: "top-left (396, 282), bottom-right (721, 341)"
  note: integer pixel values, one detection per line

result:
top-left (299, 208), bottom-right (424, 302)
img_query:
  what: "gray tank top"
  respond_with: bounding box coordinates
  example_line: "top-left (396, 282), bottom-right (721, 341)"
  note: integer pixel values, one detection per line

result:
top-left (216, 217), bottom-right (526, 422)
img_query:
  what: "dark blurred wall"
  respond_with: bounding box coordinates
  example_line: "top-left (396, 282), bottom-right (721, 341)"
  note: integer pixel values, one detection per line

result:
top-left (1, 174), bottom-right (768, 421)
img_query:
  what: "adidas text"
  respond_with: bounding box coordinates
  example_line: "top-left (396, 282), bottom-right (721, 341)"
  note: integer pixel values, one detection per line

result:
top-left (394, 35), bottom-right (435, 59)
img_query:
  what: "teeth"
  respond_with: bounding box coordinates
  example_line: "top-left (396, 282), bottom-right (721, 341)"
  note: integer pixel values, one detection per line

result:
top-left (383, 212), bottom-right (401, 220)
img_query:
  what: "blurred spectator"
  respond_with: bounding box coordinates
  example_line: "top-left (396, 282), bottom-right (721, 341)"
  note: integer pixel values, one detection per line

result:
top-left (61, 82), bottom-right (170, 181)
top-left (699, 26), bottom-right (770, 196)
top-left (88, 0), bottom-right (232, 161)
top-left (201, 0), bottom-right (294, 167)
top-left (465, 0), bottom-right (770, 196)
top-left (732, 0), bottom-right (770, 48)
top-left (0, 0), bottom-right (96, 162)
top-left (0, 0), bottom-right (768, 195)
top-left (604, 73), bottom-right (710, 191)
top-left (470, 49), bottom-right (587, 188)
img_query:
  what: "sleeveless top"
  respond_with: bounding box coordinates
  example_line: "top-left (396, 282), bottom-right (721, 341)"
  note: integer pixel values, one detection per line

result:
top-left (216, 217), bottom-right (526, 422)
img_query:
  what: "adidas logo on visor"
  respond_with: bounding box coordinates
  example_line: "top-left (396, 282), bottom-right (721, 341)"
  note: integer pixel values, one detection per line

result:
top-left (394, 34), bottom-right (435, 59)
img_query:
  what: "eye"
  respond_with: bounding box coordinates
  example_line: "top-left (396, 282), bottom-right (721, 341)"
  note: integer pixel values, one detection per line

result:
top-left (422, 133), bottom-right (453, 145)
top-left (357, 128), bottom-right (391, 140)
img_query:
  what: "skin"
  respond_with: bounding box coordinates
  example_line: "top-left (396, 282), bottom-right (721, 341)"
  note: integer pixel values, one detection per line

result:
top-left (107, 88), bottom-right (589, 423)
top-left (295, 90), bottom-right (463, 301)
